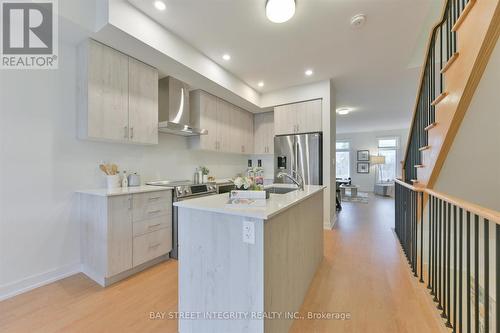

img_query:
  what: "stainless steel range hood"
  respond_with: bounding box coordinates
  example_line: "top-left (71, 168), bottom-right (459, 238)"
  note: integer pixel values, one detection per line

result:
top-left (158, 77), bottom-right (208, 136)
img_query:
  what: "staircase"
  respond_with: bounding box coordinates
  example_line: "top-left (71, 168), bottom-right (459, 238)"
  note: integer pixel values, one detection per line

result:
top-left (396, 1), bottom-right (500, 332)
top-left (403, 0), bottom-right (500, 187)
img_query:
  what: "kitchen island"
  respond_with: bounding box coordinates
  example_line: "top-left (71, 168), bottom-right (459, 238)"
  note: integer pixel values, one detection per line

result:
top-left (174, 185), bottom-right (325, 333)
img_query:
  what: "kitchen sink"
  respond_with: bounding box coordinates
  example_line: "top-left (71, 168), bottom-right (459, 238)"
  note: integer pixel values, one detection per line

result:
top-left (266, 187), bottom-right (298, 194)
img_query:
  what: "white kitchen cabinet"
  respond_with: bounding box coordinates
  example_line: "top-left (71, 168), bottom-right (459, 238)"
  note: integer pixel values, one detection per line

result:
top-left (233, 106), bottom-right (254, 154)
top-left (190, 90), bottom-right (254, 154)
top-left (297, 99), bottom-right (322, 134)
top-left (128, 57), bottom-right (159, 144)
top-left (254, 112), bottom-right (274, 154)
top-left (216, 98), bottom-right (232, 152)
top-left (190, 90), bottom-right (218, 150)
top-left (107, 195), bottom-right (133, 277)
top-left (79, 188), bottom-right (172, 287)
top-left (78, 39), bottom-right (159, 145)
top-left (274, 99), bottom-right (322, 135)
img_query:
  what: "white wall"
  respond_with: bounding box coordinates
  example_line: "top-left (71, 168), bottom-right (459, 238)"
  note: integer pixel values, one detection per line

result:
top-left (336, 128), bottom-right (409, 192)
top-left (434, 38), bottom-right (500, 212)
top-left (0, 42), bottom-right (248, 299)
top-left (261, 80), bottom-right (336, 228)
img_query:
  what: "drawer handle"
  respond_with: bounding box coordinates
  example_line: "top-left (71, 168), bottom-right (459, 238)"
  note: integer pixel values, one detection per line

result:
top-left (148, 223), bottom-right (162, 228)
top-left (148, 210), bottom-right (161, 215)
top-left (149, 243), bottom-right (161, 249)
top-left (148, 196), bottom-right (161, 201)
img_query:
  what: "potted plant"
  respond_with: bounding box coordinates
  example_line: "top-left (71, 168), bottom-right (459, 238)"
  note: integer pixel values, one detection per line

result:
top-left (200, 166), bottom-right (210, 183)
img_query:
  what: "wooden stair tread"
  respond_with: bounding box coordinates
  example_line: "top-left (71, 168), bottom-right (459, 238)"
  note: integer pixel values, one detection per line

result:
top-left (424, 123), bottom-right (437, 131)
top-left (452, 0), bottom-right (477, 32)
top-left (414, 165), bottom-right (424, 168)
top-left (419, 146), bottom-right (431, 151)
top-left (431, 92), bottom-right (448, 106)
top-left (441, 52), bottom-right (459, 74)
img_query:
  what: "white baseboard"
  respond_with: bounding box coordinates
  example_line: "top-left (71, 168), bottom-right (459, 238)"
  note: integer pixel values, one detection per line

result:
top-left (324, 214), bottom-right (336, 230)
top-left (0, 263), bottom-right (81, 302)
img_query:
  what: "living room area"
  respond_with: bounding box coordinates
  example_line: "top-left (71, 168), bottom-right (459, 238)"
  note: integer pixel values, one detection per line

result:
top-left (335, 128), bottom-right (409, 207)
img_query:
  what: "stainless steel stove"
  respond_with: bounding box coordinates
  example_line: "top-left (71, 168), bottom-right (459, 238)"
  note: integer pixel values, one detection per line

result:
top-left (146, 180), bottom-right (217, 259)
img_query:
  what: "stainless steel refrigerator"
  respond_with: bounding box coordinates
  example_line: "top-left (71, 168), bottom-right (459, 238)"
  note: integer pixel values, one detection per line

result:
top-left (274, 132), bottom-right (323, 185)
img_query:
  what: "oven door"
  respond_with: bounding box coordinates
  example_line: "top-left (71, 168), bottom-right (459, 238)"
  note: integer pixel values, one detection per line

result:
top-left (171, 192), bottom-right (217, 259)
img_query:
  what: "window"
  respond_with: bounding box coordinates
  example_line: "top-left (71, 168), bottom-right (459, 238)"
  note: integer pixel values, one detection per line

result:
top-left (377, 137), bottom-right (399, 182)
top-left (336, 140), bottom-right (350, 180)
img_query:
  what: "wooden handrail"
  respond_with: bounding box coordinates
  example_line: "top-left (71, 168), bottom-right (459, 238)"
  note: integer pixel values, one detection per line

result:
top-left (395, 179), bottom-right (422, 192)
top-left (425, 189), bottom-right (500, 225)
top-left (402, 0), bottom-right (450, 167)
top-left (395, 179), bottom-right (500, 225)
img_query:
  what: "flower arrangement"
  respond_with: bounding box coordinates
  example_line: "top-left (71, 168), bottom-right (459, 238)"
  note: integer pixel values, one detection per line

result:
top-left (233, 176), bottom-right (260, 190)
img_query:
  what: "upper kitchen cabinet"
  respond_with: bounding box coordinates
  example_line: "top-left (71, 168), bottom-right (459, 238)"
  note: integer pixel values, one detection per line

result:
top-left (190, 90), bottom-right (254, 154)
top-left (128, 57), bottom-right (159, 144)
top-left (78, 39), bottom-right (159, 144)
top-left (190, 90), bottom-right (218, 151)
top-left (254, 112), bottom-right (274, 154)
top-left (274, 99), bottom-right (322, 135)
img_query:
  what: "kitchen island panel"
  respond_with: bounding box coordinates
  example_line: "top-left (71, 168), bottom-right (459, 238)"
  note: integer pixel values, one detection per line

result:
top-left (178, 208), bottom-right (265, 333)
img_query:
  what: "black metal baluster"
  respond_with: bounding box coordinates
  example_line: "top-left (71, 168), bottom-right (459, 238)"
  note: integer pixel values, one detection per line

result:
top-left (420, 192), bottom-right (424, 282)
top-left (415, 191), bottom-right (418, 277)
top-left (433, 196), bottom-right (438, 300)
top-left (466, 211), bottom-right (471, 333)
top-left (484, 218), bottom-right (489, 333)
top-left (453, 205), bottom-right (457, 331)
top-left (438, 199), bottom-right (443, 310)
top-left (442, 200), bottom-right (448, 318)
top-left (459, 208), bottom-right (463, 333)
top-left (446, 202), bottom-right (452, 327)
top-left (474, 215), bottom-right (479, 333)
top-left (428, 195), bottom-right (433, 289)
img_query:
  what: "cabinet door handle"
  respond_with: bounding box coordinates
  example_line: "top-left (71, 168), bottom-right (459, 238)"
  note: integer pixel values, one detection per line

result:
top-left (148, 196), bottom-right (161, 201)
top-left (149, 243), bottom-right (161, 249)
top-left (148, 223), bottom-right (162, 229)
top-left (124, 126), bottom-right (128, 139)
top-left (148, 210), bottom-right (161, 215)
top-left (130, 127), bottom-right (134, 139)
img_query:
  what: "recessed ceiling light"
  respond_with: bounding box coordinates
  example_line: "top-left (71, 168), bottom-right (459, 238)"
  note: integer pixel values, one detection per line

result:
top-left (154, 0), bottom-right (166, 11)
top-left (266, 0), bottom-right (296, 23)
top-left (258, 81), bottom-right (265, 87)
top-left (305, 69), bottom-right (314, 76)
top-left (222, 54), bottom-right (231, 61)
top-left (336, 107), bottom-right (352, 115)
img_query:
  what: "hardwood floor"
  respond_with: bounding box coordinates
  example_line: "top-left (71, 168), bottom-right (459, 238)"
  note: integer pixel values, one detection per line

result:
top-left (0, 195), bottom-right (446, 333)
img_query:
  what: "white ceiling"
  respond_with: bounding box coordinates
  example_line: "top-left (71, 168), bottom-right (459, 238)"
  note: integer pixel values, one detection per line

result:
top-left (128, 0), bottom-right (443, 133)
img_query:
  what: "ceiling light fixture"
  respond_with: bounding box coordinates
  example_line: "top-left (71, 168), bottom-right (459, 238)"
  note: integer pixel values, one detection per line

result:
top-left (266, 0), bottom-right (296, 24)
top-left (350, 14), bottom-right (366, 28)
top-left (336, 107), bottom-right (352, 115)
top-left (222, 54), bottom-right (231, 61)
top-left (154, 0), bottom-right (166, 11)
top-left (305, 69), bottom-right (313, 76)
top-left (258, 81), bottom-right (265, 87)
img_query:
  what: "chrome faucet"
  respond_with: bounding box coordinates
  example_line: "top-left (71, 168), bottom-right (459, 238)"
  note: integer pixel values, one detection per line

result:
top-left (277, 170), bottom-right (304, 191)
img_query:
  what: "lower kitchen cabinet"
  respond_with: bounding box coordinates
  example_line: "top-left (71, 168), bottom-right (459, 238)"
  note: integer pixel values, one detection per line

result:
top-left (79, 188), bottom-right (172, 286)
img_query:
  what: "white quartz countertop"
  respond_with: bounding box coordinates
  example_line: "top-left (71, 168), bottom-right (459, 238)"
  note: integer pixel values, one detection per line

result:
top-left (174, 185), bottom-right (325, 220)
top-left (76, 185), bottom-right (173, 197)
